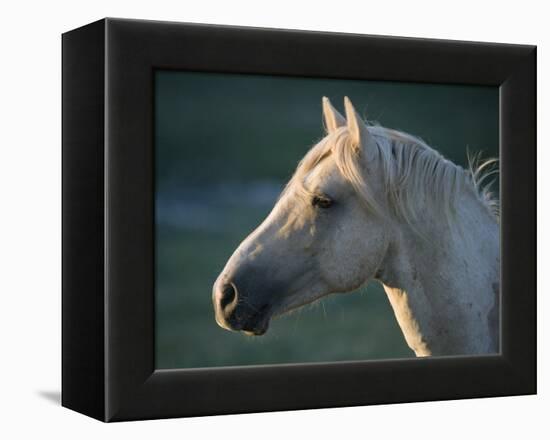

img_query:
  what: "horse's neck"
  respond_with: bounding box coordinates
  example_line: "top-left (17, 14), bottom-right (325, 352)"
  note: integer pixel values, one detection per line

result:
top-left (377, 189), bottom-right (500, 356)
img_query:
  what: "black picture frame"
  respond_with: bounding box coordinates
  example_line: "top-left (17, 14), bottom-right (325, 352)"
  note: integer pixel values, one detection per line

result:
top-left (62, 18), bottom-right (536, 422)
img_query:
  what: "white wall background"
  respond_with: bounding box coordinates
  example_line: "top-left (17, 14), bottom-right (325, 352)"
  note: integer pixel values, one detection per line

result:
top-left (0, 0), bottom-right (546, 437)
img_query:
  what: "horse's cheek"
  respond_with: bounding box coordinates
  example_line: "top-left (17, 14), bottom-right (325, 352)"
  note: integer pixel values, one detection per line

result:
top-left (315, 220), bottom-right (367, 291)
top-left (345, 221), bottom-right (387, 287)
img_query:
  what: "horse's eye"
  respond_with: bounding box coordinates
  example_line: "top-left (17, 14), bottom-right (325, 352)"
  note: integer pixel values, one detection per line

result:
top-left (312, 195), bottom-right (333, 209)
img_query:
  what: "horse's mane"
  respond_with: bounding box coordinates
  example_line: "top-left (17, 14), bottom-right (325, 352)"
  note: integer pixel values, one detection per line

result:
top-left (283, 124), bottom-right (499, 232)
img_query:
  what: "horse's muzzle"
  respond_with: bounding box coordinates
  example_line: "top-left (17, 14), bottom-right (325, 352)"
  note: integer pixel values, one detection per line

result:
top-left (212, 279), bottom-right (271, 336)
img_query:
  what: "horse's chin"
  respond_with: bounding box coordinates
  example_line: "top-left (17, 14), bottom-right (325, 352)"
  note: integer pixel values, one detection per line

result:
top-left (240, 310), bottom-right (271, 336)
top-left (242, 327), bottom-right (268, 337)
top-left (219, 307), bottom-right (272, 336)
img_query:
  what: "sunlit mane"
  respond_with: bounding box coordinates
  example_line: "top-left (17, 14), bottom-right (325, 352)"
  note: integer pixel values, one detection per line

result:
top-left (282, 124), bottom-right (499, 232)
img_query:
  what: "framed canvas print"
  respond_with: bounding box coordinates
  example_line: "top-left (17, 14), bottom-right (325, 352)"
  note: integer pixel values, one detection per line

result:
top-left (62, 18), bottom-right (536, 422)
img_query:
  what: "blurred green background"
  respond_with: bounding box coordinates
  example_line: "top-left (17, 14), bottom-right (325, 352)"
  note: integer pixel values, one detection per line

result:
top-left (155, 70), bottom-right (499, 369)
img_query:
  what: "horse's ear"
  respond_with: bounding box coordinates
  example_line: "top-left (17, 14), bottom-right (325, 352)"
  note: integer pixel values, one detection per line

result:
top-left (322, 97), bottom-right (346, 134)
top-left (344, 96), bottom-right (372, 154)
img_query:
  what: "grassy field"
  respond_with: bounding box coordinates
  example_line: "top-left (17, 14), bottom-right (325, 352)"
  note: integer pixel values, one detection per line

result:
top-left (155, 71), bottom-right (498, 369)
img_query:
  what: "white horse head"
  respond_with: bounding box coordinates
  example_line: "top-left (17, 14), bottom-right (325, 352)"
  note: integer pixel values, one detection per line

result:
top-left (213, 97), bottom-right (499, 356)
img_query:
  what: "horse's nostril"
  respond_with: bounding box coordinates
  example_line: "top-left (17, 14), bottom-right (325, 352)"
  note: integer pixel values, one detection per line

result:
top-left (220, 283), bottom-right (237, 310)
